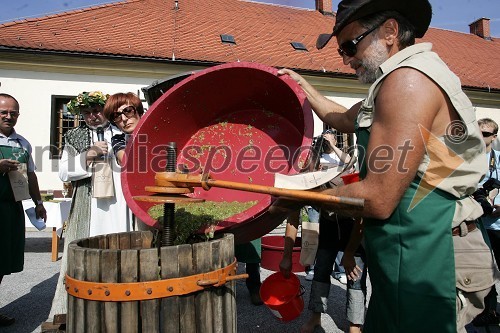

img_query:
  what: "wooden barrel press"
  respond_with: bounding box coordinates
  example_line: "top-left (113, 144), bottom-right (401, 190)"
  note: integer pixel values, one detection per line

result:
top-left (65, 231), bottom-right (243, 332)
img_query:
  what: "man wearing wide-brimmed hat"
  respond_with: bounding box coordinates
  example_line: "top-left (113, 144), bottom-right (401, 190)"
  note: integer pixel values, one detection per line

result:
top-left (276, 0), bottom-right (498, 332)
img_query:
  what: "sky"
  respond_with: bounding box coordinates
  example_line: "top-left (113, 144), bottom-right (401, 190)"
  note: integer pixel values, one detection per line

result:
top-left (0, 0), bottom-right (498, 37)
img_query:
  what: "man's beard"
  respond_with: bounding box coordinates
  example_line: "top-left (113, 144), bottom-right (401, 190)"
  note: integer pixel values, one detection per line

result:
top-left (87, 120), bottom-right (109, 131)
top-left (357, 39), bottom-right (389, 84)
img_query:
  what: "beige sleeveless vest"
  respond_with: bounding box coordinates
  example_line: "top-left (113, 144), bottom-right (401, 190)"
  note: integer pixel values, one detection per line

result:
top-left (357, 43), bottom-right (487, 227)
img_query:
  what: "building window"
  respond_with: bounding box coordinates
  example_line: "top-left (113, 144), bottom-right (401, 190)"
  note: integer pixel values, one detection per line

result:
top-left (50, 95), bottom-right (80, 159)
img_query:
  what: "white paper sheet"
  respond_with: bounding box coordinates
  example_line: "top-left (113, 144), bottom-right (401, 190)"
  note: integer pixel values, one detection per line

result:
top-left (24, 207), bottom-right (46, 231)
top-left (274, 168), bottom-right (342, 190)
top-left (274, 156), bottom-right (357, 190)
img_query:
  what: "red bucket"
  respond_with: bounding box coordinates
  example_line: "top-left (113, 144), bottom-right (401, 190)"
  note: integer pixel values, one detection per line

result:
top-left (260, 272), bottom-right (304, 322)
top-left (341, 172), bottom-right (360, 184)
top-left (261, 235), bottom-right (305, 272)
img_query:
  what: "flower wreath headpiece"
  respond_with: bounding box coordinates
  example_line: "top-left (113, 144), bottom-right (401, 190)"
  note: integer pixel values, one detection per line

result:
top-left (67, 91), bottom-right (109, 114)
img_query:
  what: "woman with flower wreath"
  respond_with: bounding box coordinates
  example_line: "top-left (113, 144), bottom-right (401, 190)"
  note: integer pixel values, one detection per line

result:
top-left (48, 91), bottom-right (135, 320)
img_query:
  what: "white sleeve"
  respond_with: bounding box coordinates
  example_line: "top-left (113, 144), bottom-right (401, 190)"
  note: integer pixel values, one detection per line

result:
top-left (58, 144), bottom-right (92, 182)
top-left (25, 142), bottom-right (36, 172)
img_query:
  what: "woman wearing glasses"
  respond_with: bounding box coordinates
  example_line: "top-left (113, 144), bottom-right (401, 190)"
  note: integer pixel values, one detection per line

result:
top-left (103, 92), bottom-right (144, 165)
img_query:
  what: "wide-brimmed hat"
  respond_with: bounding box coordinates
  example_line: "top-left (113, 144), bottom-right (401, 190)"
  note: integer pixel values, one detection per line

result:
top-left (317, 0), bottom-right (432, 49)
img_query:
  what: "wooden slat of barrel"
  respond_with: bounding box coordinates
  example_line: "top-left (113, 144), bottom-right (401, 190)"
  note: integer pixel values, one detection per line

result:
top-left (107, 233), bottom-right (119, 250)
top-left (80, 238), bottom-right (89, 248)
top-left (222, 234), bottom-right (236, 332)
top-left (211, 240), bottom-right (224, 333)
top-left (88, 236), bottom-right (99, 250)
top-left (178, 244), bottom-right (196, 332)
top-left (66, 243), bottom-right (76, 333)
top-left (141, 231), bottom-right (155, 248)
top-left (85, 247), bottom-right (101, 332)
top-left (139, 248), bottom-right (160, 332)
top-left (120, 249), bottom-right (139, 333)
top-left (102, 249), bottom-right (119, 332)
top-left (98, 234), bottom-right (108, 249)
top-left (119, 232), bottom-right (131, 250)
top-left (131, 232), bottom-right (144, 249)
top-left (71, 246), bottom-right (86, 333)
top-left (160, 245), bottom-right (180, 333)
top-left (193, 241), bottom-right (213, 332)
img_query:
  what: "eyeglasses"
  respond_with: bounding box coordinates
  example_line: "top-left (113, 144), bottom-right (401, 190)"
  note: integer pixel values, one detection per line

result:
top-left (0, 110), bottom-right (20, 118)
top-left (112, 106), bottom-right (136, 122)
top-left (337, 24), bottom-right (380, 58)
top-left (482, 131), bottom-right (497, 138)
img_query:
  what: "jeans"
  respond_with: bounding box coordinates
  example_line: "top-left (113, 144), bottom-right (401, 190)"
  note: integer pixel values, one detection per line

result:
top-left (306, 207), bottom-right (345, 275)
top-left (346, 255), bottom-right (368, 325)
top-left (309, 247), bottom-right (367, 325)
top-left (307, 213), bottom-right (367, 324)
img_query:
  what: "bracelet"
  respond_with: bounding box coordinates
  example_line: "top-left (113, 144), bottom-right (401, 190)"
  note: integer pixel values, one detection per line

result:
top-left (35, 199), bottom-right (43, 206)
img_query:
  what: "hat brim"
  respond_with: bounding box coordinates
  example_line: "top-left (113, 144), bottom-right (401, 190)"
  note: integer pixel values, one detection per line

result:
top-left (316, 33), bottom-right (334, 50)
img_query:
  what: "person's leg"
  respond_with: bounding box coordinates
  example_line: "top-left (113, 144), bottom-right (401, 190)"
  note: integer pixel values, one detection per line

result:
top-left (0, 275), bottom-right (15, 327)
top-left (457, 287), bottom-right (492, 332)
top-left (305, 207), bottom-right (320, 281)
top-left (334, 251), bottom-right (347, 284)
top-left (246, 262), bottom-right (263, 305)
top-left (301, 247), bottom-right (337, 333)
top-left (346, 254), bottom-right (367, 333)
top-left (472, 229), bottom-right (500, 326)
top-left (235, 239), bottom-right (263, 305)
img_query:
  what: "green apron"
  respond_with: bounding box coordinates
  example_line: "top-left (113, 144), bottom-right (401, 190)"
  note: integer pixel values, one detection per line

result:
top-left (0, 145), bottom-right (28, 275)
top-left (356, 128), bottom-right (456, 333)
top-left (235, 238), bottom-right (262, 263)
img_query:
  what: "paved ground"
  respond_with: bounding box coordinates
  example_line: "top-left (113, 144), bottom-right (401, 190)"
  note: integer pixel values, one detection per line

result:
top-left (0, 228), bottom-right (499, 333)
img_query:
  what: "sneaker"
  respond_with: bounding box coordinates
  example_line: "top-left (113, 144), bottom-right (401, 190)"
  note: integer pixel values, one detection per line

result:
top-left (0, 314), bottom-right (15, 327)
top-left (334, 273), bottom-right (347, 285)
top-left (305, 270), bottom-right (314, 281)
top-left (472, 311), bottom-right (500, 327)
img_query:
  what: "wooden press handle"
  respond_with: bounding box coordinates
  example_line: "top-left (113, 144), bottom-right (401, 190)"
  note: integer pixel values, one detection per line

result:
top-left (156, 172), bottom-right (364, 208)
top-left (204, 179), bottom-right (364, 208)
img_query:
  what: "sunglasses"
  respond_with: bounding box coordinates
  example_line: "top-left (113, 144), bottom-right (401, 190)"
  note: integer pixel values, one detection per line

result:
top-left (482, 131), bottom-right (497, 138)
top-left (0, 110), bottom-right (20, 118)
top-left (112, 106), bottom-right (136, 122)
top-left (337, 24), bottom-right (380, 58)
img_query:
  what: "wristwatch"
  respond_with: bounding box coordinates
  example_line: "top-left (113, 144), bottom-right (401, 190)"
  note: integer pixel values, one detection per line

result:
top-left (35, 199), bottom-right (43, 206)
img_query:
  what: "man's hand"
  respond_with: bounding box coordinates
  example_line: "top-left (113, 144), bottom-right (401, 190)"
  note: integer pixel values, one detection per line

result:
top-left (277, 68), bottom-right (304, 85)
top-left (279, 256), bottom-right (293, 279)
top-left (323, 133), bottom-right (337, 147)
top-left (86, 141), bottom-right (108, 161)
top-left (0, 158), bottom-right (20, 173)
top-left (490, 204), bottom-right (500, 218)
top-left (35, 204), bottom-right (47, 222)
top-left (341, 251), bottom-right (361, 281)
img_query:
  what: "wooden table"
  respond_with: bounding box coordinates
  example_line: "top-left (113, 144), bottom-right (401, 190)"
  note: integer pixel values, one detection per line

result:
top-left (23, 199), bottom-right (72, 261)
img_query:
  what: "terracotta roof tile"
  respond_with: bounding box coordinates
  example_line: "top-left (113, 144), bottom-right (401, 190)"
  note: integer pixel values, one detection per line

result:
top-left (0, 0), bottom-right (498, 90)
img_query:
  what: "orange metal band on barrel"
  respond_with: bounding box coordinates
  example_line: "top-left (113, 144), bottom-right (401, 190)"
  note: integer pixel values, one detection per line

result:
top-left (65, 259), bottom-right (246, 301)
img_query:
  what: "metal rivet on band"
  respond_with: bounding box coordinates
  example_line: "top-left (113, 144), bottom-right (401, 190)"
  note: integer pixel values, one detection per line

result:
top-left (147, 289), bottom-right (152, 295)
top-left (168, 287), bottom-right (174, 292)
top-left (87, 290), bottom-right (92, 295)
top-left (125, 290), bottom-right (131, 296)
top-left (105, 290), bottom-right (110, 296)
